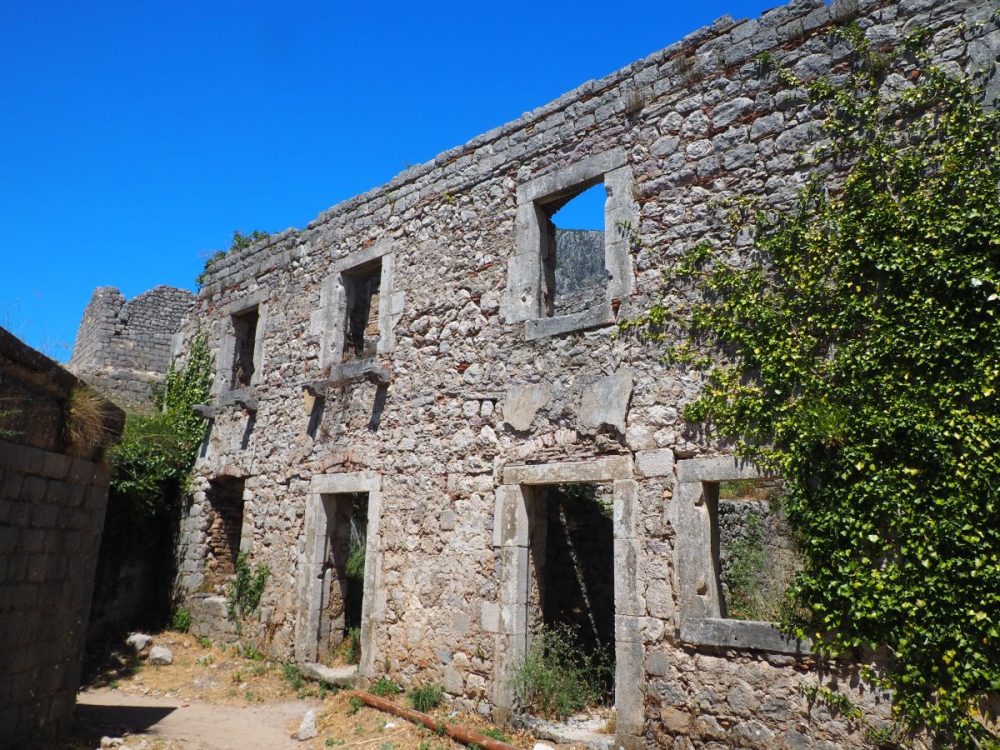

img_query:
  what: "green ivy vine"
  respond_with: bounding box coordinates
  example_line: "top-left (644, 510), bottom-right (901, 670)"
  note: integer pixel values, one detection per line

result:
top-left (630, 30), bottom-right (999, 748)
top-left (108, 330), bottom-right (214, 512)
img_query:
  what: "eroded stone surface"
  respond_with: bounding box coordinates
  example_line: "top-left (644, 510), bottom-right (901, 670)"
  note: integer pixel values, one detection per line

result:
top-left (578, 369), bottom-right (633, 433)
top-left (148, 646), bottom-right (173, 666)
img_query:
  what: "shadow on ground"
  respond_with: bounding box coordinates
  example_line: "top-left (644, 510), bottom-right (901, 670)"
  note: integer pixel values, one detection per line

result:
top-left (80, 637), bottom-right (142, 689)
top-left (74, 702), bottom-right (176, 739)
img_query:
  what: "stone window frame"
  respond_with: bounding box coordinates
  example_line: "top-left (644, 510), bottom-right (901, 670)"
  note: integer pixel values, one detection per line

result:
top-left (504, 148), bottom-right (637, 341)
top-left (311, 239), bottom-right (403, 383)
top-left (672, 456), bottom-right (811, 655)
top-left (490, 457), bottom-right (644, 741)
top-left (214, 290), bottom-right (269, 397)
top-left (294, 471), bottom-right (384, 679)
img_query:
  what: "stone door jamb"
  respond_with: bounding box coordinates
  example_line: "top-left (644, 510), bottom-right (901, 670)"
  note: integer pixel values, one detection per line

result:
top-left (491, 456), bottom-right (644, 740)
top-left (295, 471), bottom-right (384, 677)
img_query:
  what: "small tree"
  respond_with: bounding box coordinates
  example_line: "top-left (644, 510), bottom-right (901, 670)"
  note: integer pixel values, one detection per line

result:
top-left (91, 332), bottom-right (214, 631)
top-left (632, 31), bottom-right (999, 747)
top-left (109, 330), bottom-right (214, 512)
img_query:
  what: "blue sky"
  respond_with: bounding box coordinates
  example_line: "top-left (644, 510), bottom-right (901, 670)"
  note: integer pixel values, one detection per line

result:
top-left (0, 0), bottom-right (777, 361)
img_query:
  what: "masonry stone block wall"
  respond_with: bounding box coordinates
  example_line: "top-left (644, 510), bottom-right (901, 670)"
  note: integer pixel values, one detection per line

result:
top-left (70, 284), bottom-right (195, 408)
top-left (72, 1), bottom-right (998, 747)
top-left (0, 327), bottom-right (123, 747)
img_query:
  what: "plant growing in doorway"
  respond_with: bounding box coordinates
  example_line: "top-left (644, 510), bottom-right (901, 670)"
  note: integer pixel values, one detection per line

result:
top-left (510, 624), bottom-right (614, 720)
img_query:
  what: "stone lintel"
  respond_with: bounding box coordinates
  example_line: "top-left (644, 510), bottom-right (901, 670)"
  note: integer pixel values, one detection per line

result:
top-left (310, 471), bottom-right (381, 495)
top-left (675, 455), bottom-right (766, 484)
top-left (331, 238), bottom-right (394, 273)
top-left (501, 455), bottom-right (633, 486)
top-left (517, 148), bottom-right (627, 205)
top-left (221, 288), bottom-right (269, 316)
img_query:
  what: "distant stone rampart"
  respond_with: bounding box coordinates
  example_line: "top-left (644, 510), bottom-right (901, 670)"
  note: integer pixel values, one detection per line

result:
top-left (69, 285), bottom-right (194, 408)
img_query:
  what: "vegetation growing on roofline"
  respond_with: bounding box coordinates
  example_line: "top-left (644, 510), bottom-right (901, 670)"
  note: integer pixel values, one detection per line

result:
top-left (196, 229), bottom-right (272, 287)
top-left (627, 26), bottom-right (999, 748)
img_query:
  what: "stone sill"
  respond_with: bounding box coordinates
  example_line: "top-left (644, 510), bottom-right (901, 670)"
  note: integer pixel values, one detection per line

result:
top-left (300, 662), bottom-right (360, 688)
top-left (302, 359), bottom-right (391, 395)
top-left (523, 304), bottom-right (614, 341)
top-left (194, 387), bottom-right (259, 418)
top-left (680, 617), bottom-right (813, 656)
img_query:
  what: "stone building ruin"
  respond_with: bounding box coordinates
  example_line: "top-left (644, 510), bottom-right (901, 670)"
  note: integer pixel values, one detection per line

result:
top-left (69, 0), bottom-right (1000, 747)
top-left (70, 284), bottom-right (194, 408)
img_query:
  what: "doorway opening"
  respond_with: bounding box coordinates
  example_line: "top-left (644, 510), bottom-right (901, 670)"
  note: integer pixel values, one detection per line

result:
top-left (520, 482), bottom-right (615, 719)
top-left (318, 492), bottom-right (369, 665)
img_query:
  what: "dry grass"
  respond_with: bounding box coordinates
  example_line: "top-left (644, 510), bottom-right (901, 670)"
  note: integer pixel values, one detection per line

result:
top-left (74, 631), bottom-right (550, 750)
top-left (65, 385), bottom-right (110, 456)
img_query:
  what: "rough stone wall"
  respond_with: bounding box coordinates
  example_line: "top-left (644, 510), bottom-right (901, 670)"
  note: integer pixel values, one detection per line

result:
top-left (0, 327), bottom-right (123, 747)
top-left (553, 229), bottom-right (607, 314)
top-left (69, 285), bottom-right (194, 408)
top-left (159, 1), bottom-right (999, 748)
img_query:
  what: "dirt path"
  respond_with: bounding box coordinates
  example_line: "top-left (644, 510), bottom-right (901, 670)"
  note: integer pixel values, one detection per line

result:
top-left (76, 688), bottom-right (321, 750)
top-left (72, 632), bottom-right (549, 750)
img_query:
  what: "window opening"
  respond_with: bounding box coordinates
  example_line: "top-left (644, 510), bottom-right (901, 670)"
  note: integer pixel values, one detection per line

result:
top-left (542, 182), bottom-right (608, 317)
top-left (522, 482), bottom-right (615, 717)
top-left (342, 260), bottom-right (382, 361)
top-left (231, 308), bottom-right (259, 388)
top-left (319, 492), bottom-right (369, 665)
top-left (709, 478), bottom-right (800, 622)
top-left (204, 477), bottom-right (245, 588)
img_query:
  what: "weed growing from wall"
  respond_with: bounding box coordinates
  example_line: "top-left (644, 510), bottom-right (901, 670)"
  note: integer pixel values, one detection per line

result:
top-left (0, 399), bottom-right (20, 440)
top-left (170, 607), bottom-right (192, 633)
top-left (227, 551), bottom-right (271, 624)
top-left (109, 330), bottom-right (213, 513)
top-left (64, 385), bottom-right (110, 457)
top-left (370, 676), bottom-right (402, 697)
top-left (196, 230), bottom-right (271, 287)
top-left (408, 683), bottom-right (443, 712)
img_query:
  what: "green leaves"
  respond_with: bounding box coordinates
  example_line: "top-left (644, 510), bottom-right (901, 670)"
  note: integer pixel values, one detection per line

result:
top-left (196, 230), bottom-right (272, 287)
top-left (645, 40), bottom-right (1000, 749)
top-left (227, 551), bottom-right (271, 623)
top-left (108, 331), bottom-right (214, 517)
